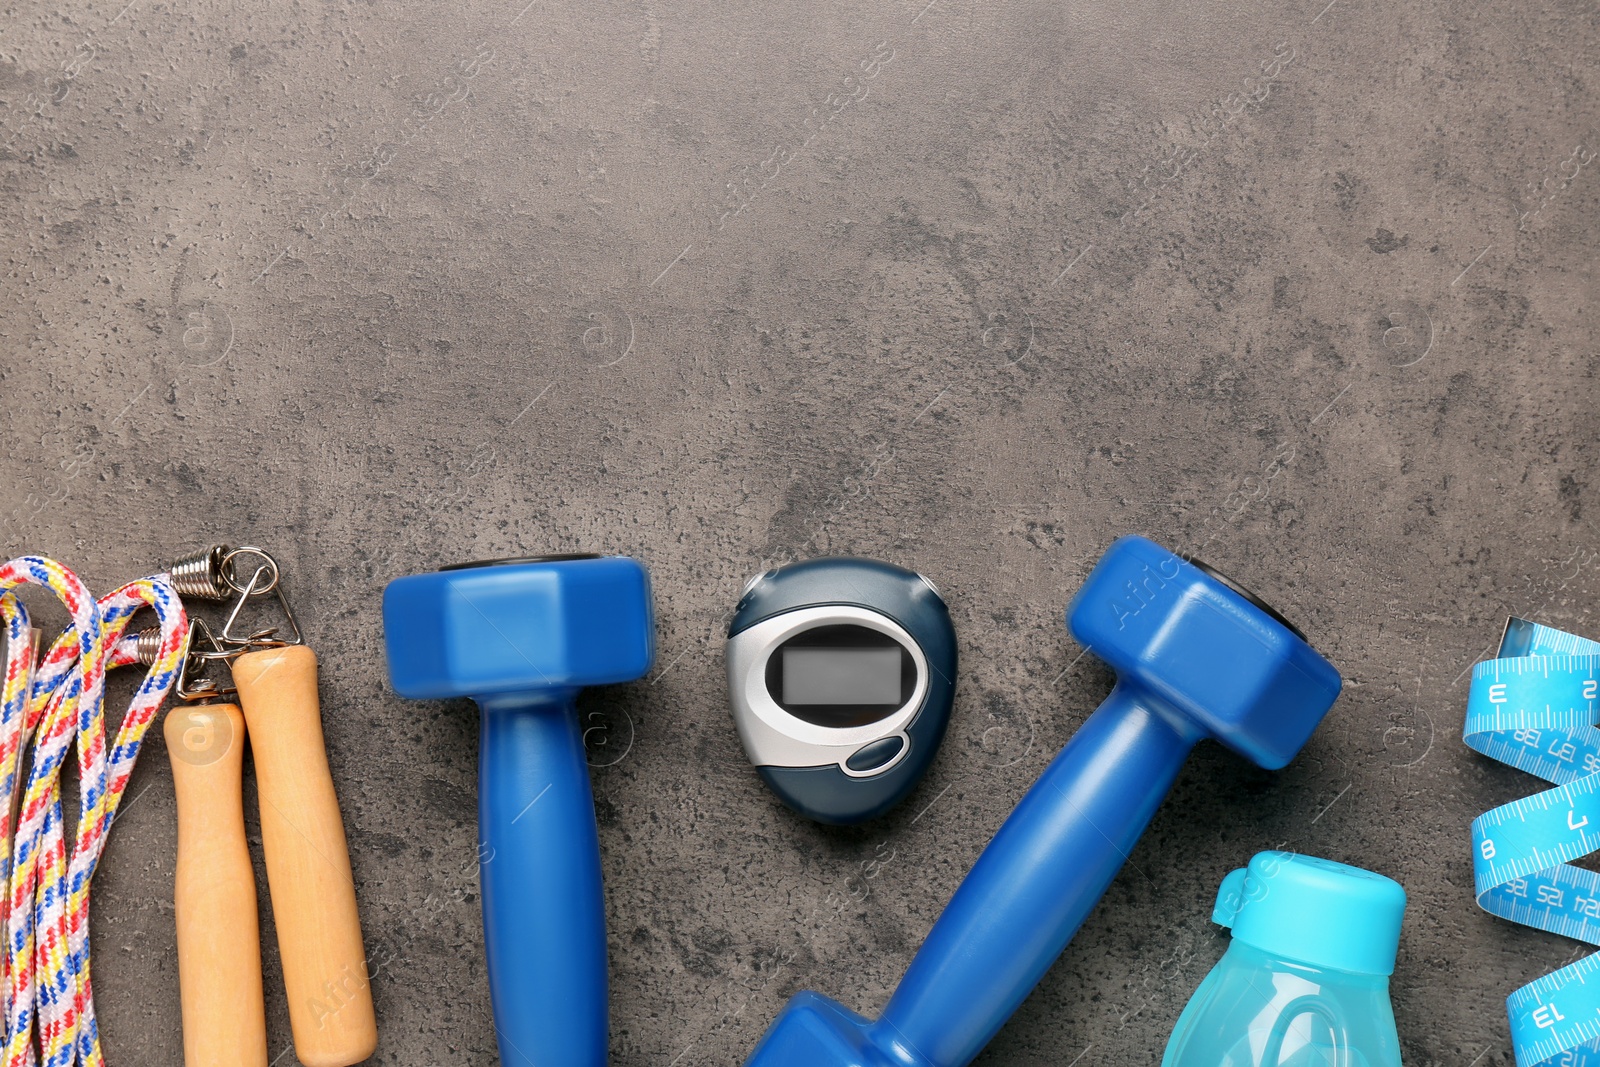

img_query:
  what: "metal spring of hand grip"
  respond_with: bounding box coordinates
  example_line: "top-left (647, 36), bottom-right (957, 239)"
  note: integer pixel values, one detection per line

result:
top-left (135, 618), bottom-right (241, 701)
top-left (167, 546), bottom-right (236, 601)
top-left (133, 625), bottom-right (167, 665)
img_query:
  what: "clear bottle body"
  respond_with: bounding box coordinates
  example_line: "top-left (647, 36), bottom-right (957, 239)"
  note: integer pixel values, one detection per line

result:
top-left (1161, 941), bottom-right (1402, 1067)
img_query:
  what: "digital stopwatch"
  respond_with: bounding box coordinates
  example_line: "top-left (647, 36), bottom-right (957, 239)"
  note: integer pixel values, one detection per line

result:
top-left (726, 557), bottom-right (957, 825)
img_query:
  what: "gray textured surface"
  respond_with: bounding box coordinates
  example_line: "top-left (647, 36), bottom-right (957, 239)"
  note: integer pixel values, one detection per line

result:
top-left (1, 0), bottom-right (1597, 1062)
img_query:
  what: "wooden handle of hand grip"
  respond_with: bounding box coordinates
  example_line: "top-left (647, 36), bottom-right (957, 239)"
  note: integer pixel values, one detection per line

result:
top-left (233, 645), bottom-right (377, 1067)
top-left (165, 703), bottom-right (268, 1067)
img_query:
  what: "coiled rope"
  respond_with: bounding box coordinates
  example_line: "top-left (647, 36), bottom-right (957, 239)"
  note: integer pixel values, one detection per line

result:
top-left (0, 557), bottom-right (187, 1066)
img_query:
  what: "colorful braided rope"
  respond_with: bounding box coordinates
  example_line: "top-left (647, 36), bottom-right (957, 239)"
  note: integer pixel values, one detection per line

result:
top-left (0, 558), bottom-right (187, 1067)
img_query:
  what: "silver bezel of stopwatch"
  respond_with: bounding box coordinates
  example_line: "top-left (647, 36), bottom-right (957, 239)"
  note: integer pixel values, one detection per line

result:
top-left (727, 604), bottom-right (928, 779)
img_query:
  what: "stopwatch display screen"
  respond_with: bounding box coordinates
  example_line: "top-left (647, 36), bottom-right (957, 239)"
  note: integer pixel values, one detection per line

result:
top-left (783, 648), bottom-right (902, 705)
top-left (764, 623), bottom-right (916, 728)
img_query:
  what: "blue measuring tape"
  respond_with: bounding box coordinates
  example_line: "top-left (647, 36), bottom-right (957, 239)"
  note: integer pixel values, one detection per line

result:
top-left (1466, 618), bottom-right (1600, 1067)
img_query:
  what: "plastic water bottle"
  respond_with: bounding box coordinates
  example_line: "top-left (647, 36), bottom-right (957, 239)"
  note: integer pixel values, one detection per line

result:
top-left (1162, 851), bottom-right (1407, 1067)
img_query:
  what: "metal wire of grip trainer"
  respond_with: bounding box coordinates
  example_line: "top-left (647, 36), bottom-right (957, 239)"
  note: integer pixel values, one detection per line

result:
top-left (159, 546), bottom-right (303, 652)
top-left (134, 546), bottom-right (302, 714)
top-left (135, 546), bottom-right (304, 695)
top-left (217, 548), bottom-right (302, 650)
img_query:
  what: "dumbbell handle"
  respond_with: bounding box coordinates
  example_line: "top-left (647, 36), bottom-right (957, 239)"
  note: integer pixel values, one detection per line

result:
top-left (875, 684), bottom-right (1201, 1067)
top-left (166, 703), bottom-right (268, 1067)
top-left (234, 645), bottom-right (377, 1067)
top-left (478, 690), bottom-right (608, 1067)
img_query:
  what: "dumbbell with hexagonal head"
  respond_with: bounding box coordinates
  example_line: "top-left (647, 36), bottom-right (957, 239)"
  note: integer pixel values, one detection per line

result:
top-left (383, 554), bottom-right (654, 1067)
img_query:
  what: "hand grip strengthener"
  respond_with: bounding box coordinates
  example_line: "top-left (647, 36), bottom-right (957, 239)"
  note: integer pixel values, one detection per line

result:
top-left (143, 616), bottom-right (268, 1067)
top-left (746, 535), bottom-right (1344, 1067)
top-left (159, 546), bottom-right (377, 1067)
top-left (383, 553), bottom-right (656, 1067)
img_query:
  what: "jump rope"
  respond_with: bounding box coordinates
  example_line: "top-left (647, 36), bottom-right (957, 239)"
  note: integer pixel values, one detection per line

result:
top-left (0, 557), bottom-right (187, 1067)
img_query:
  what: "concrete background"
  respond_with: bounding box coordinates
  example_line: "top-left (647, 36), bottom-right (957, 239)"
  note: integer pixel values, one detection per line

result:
top-left (2, 0), bottom-right (1597, 1062)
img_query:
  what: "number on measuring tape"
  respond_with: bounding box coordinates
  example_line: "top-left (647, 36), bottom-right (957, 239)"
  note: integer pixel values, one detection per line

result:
top-left (1466, 619), bottom-right (1600, 1067)
top-left (1533, 1001), bottom-right (1566, 1029)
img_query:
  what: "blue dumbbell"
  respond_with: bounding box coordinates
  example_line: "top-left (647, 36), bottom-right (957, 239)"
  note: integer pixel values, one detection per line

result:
top-left (745, 534), bottom-right (1342, 1067)
top-left (383, 554), bottom-right (654, 1067)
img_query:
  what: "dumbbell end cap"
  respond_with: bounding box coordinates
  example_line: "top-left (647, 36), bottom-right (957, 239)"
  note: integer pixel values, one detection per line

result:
top-left (1178, 553), bottom-right (1306, 642)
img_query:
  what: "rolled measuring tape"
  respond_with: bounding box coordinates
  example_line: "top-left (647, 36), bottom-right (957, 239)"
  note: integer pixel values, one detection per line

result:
top-left (1466, 617), bottom-right (1600, 1067)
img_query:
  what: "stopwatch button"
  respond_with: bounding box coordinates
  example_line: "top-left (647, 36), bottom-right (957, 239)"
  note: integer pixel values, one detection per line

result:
top-left (847, 735), bottom-right (906, 772)
top-left (740, 569), bottom-right (776, 599)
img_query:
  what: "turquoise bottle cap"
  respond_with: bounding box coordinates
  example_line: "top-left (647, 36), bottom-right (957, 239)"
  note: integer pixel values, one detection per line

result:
top-left (1212, 851), bottom-right (1406, 976)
